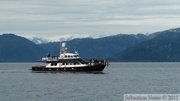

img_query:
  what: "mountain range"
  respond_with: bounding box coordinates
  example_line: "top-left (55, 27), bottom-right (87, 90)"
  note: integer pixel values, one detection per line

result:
top-left (1, 27), bottom-right (180, 62)
top-left (0, 34), bottom-right (46, 62)
top-left (39, 34), bottom-right (146, 59)
top-left (111, 27), bottom-right (180, 62)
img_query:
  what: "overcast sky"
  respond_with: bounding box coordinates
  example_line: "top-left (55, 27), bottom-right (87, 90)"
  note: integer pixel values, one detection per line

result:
top-left (1, 0), bottom-right (180, 41)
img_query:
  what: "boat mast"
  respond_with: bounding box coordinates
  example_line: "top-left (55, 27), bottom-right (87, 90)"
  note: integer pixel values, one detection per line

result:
top-left (60, 42), bottom-right (68, 55)
top-left (60, 43), bottom-right (65, 55)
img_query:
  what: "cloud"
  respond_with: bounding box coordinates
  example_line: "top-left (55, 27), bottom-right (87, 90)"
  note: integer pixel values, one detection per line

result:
top-left (1, 0), bottom-right (180, 41)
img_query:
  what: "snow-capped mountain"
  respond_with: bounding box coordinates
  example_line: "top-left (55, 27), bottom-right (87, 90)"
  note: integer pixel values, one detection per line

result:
top-left (29, 36), bottom-right (76, 44)
top-left (59, 36), bottom-right (75, 42)
top-left (29, 35), bottom-right (105, 44)
top-left (29, 37), bottom-right (49, 44)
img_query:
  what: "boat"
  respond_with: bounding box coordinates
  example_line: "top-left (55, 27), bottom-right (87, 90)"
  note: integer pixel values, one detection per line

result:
top-left (32, 43), bottom-right (109, 71)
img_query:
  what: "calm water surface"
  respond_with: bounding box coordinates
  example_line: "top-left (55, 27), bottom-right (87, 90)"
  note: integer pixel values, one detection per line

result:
top-left (1, 62), bottom-right (180, 101)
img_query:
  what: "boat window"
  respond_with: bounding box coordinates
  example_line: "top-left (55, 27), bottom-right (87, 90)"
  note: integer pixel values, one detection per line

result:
top-left (74, 55), bottom-right (77, 58)
top-left (51, 63), bottom-right (57, 66)
top-left (74, 62), bottom-right (76, 65)
top-left (68, 55), bottom-right (70, 58)
top-left (65, 55), bottom-right (67, 58)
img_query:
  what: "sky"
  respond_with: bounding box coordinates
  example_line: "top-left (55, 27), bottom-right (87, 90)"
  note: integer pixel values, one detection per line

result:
top-left (1, 0), bottom-right (180, 41)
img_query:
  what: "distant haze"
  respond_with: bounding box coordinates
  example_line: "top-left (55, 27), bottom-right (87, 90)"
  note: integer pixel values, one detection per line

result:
top-left (1, 0), bottom-right (180, 41)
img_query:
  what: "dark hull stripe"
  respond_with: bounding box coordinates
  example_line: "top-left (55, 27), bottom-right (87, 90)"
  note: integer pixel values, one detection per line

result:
top-left (32, 65), bottom-right (106, 71)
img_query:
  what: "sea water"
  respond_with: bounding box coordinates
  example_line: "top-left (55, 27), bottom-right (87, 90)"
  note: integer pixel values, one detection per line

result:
top-left (0, 62), bottom-right (180, 101)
